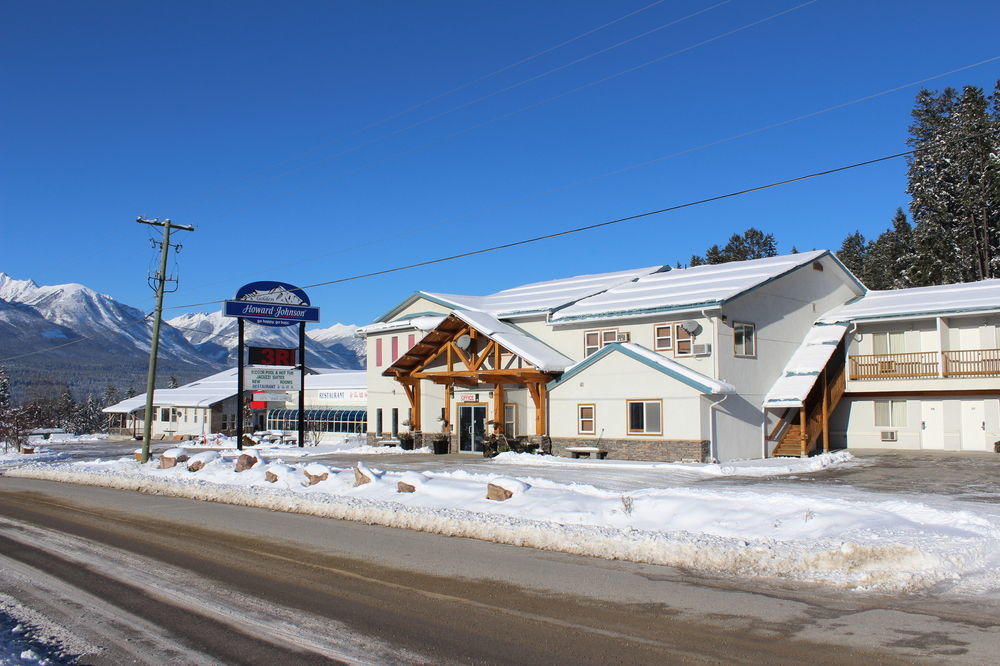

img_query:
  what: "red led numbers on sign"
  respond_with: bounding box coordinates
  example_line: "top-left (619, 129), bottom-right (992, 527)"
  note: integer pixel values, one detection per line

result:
top-left (248, 347), bottom-right (296, 366)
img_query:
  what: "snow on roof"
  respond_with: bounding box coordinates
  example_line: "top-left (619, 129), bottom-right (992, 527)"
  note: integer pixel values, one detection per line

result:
top-left (819, 279), bottom-right (1000, 323)
top-left (551, 251), bottom-right (830, 323)
top-left (764, 323), bottom-right (849, 408)
top-left (421, 265), bottom-right (664, 317)
top-left (550, 342), bottom-right (735, 395)
top-left (103, 368), bottom-right (242, 413)
top-left (305, 370), bottom-right (366, 390)
top-left (358, 314), bottom-right (447, 335)
top-left (452, 310), bottom-right (573, 372)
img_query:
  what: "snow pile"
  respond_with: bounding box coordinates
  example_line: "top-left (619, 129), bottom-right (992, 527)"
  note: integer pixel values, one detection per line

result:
top-left (7, 450), bottom-right (1000, 594)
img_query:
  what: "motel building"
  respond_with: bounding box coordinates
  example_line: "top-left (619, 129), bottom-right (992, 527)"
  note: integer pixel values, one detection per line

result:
top-left (359, 251), bottom-right (1000, 461)
top-left (104, 367), bottom-right (366, 442)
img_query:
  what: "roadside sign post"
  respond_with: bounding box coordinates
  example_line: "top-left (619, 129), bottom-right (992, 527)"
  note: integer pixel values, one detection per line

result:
top-left (223, 281), bottom-right (320, 449)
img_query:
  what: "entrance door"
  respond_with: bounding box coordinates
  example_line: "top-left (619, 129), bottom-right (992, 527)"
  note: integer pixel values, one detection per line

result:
top-left (961, 400), bottom-right (988, 451)
top-left (458, 404), bottom-right (487, 452)
top-left (920, 401), bottom-right (944, 450)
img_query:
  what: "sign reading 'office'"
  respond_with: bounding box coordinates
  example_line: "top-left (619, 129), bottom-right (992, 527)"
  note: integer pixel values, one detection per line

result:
top-left (223, 281), bottom-right (320, 327)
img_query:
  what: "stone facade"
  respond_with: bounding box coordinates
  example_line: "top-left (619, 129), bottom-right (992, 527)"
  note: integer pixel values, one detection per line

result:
top-left (550, 437), bottom-right (710, 462)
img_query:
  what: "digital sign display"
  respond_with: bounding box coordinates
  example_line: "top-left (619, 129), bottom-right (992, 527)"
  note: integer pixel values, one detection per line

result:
top-left (248, 346), bottom-right (297, 366)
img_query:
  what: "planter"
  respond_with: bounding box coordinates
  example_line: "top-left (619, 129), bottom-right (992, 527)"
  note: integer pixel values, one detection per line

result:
top-left (399, 435), bottom-right (415, 451)
top-left (432, 438), bottom-right (450, 455)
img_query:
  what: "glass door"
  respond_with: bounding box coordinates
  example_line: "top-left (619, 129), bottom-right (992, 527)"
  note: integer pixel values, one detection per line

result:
top-left (458, 404), bottom-right (487, 452)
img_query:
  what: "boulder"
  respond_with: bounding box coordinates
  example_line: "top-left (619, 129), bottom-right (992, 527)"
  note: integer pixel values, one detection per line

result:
top-left (265, 464), bottom-right (293, 483)
top-left (353, 465), bottom-right (373, 486)
top-left (397, 482), bottom-right (416, 493)
top-left (303, 464), bottom-right (330, 486)
top-left (234, 453), bottom-right (260, 472)
top-left (187, 450), bottom-right (220, 472)
top-left (159, 447), bottom-right (190, 469)
top-left (486, 483), bottom-right (513, 501)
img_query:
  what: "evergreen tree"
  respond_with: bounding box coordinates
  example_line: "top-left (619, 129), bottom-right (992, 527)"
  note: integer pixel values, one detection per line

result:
top-left (864, 209), bottom-right (914, 289)
top-left (100, 383), bottom-right (120, 408)
top-left (836, 231), bottom-right (867, 279)
top-left (905, 83), bottom-right (1000, 285)
top-left (720, 227), bottom-right (778, 261)
top-left (689, 255), bottom-right (705, 267)
top-left (0, 365), bottom-right (10, 411)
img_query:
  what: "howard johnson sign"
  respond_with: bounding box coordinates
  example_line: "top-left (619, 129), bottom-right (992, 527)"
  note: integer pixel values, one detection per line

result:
top-left (223, 281), bottom-right (320, 327)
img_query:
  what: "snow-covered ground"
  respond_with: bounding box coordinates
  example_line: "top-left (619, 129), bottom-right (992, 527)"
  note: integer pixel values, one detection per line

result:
top-left (6, 441), bottom-right (1000, 596)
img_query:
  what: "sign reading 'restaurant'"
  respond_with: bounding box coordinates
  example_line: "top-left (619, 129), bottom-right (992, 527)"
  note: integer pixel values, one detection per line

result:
top-left (223, 281), bottom-right (320, 327)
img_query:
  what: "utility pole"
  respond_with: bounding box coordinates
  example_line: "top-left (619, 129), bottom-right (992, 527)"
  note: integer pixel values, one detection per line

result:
top-left (137, 217), bottom-right (194, 463)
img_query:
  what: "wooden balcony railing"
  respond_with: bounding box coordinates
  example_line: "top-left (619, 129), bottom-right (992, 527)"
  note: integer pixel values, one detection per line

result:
top-left (943, 348), bottom-right (1000, 377)
top-left (849, 351), bottom-right (939, 380)
top-left (849, 348), bottom-right (1000, 380)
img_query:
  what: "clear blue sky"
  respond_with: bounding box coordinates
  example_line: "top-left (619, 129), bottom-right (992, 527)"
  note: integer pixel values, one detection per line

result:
top-left (2, 1), bottom-right (998, 327)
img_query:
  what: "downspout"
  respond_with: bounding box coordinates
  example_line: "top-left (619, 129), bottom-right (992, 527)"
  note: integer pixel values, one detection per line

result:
top-left (708, 393), bottom-right (729, 463)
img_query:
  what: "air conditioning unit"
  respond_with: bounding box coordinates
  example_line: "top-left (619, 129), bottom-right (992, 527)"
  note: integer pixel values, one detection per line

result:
top-left (692, 343), bottom-right (712, 356)
top-left (616, 332), bottom-right (630, 343)
top-left (880, 430), bottom-right (898, 442)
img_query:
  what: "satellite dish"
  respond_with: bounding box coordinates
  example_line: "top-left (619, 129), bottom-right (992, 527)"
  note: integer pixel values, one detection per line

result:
top-left (455, 334), bottom-right (472, 350)
top-left (680, 320), bottom-right (702, 336)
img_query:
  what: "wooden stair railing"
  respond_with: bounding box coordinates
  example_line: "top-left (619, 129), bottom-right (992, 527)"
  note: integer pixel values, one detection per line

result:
top-left (770, 351), bottom-right (847, 458)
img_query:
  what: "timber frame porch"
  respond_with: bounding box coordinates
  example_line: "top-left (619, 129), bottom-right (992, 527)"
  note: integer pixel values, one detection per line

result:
top-left (382, 314), bottom-right (563, 439)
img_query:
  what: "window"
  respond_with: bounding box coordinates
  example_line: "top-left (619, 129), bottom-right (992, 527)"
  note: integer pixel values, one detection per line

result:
top-left (584, 329), bottom-right (619, 357)
top-left (577, 404), bottom-right (595, 434)
top-left (874, 400), bottom-right (906, 428)
top-left (733, 322), bottom-right (756, 357)
top-left (872, 332), bottom-right (905, 354)
top-left (627, 400), bottom-right (661, 435)
top-left (675, 326), bottom-right (693, 356)
top-left (375, 338), bottom-right (383, 367)
top-left (375, 408), bottom-right (383, 436)
top-left (160, 408), bottom-right (170, 422)
top-left (391, 336), bottom-right (399, 362)
top-left (654, 324), bottom-right (673, 351)
top-left (408, 333), bottom-right (416, 350)
top-left (504, 404), bottom-right (517, 438)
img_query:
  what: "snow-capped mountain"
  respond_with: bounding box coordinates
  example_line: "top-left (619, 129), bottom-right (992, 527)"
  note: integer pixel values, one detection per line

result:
top-left (0, 272), bottom-right (223, 399)
top-left (306, 323), bottom-right (366, 369)
top-left (0, 273), bottom-right (206, 365)
top-left (167, 312), bottom-right (365, 369)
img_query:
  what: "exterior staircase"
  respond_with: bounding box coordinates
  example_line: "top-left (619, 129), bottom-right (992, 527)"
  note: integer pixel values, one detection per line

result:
top-left (769, 342), bottom-right (847, 457)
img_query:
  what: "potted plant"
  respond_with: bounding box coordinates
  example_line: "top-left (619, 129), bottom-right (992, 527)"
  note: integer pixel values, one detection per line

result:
top-left (398, 431), bottom-right (415, 450)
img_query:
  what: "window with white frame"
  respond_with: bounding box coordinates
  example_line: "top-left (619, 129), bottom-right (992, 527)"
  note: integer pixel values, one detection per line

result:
top-left (733, 322), bottom-right (756, 357)
top-left (627, 400), bottom-right (661, 435)
top-left (654, 324), bottom-right (673, 351)
top-left (584, 329), bottom-right (618, 357)
top-left (504, 404), bottom-right (517, 438)
top-left (874, 400), bottom-right (906, 428)
top-left (577, 404), bottom-right (595, 435)
top-left (872, 331), bottom-right (905, 354)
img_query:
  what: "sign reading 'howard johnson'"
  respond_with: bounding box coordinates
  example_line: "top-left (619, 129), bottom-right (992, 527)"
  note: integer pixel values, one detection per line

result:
top-left (223, 281), bottom-right (320, 327)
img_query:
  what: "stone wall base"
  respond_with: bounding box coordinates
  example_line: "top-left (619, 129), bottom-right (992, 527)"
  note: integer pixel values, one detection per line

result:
top-left (550, 437), bottom-right (710, 462)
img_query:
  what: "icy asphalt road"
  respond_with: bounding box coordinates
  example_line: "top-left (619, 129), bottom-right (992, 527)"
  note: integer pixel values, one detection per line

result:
top-left (2, 477), bottom-right (1000, 664)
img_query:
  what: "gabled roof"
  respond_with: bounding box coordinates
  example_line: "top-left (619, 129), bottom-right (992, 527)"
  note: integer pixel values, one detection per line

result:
top-left (550, 250), bottom-right (852, 323)
top-left (372, 265), bottom-right (664, 324)
top-left (103, 367), bottom-right (239, 413)
top-left (383, 310), bottom-right (573, 376)
top-left (819, 279), bottom-right (1000, 323)
top-left (549, 342), bottom-right (735, 394)
top-left (764, 323), bottom-right (849, 408)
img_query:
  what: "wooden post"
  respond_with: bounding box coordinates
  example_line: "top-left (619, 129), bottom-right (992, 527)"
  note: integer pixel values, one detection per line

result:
top-left (799, 406), bottom-right (807, 458)
top-left (412, 379), bottom-right (422, 431)
top-left (493, 383), bottom-right (504, 434)
top-left (443, 383), bottom-right (451, 432)
top-left (821, 368), bottom-right (830, 453)
top-left (534, 382), bottom-right (548, 435)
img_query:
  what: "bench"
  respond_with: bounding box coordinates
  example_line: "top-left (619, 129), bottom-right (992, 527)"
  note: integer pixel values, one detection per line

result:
top-left (565, 446), bottom-right (607, 460)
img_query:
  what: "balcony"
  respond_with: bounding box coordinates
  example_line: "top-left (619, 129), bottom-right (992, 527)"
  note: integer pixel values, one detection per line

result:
top-left (849, 349), bottom-right (1000, 380)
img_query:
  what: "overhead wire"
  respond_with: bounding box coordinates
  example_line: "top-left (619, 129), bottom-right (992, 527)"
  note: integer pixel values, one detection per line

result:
top-left (172, 0), bottom-right (672, 208)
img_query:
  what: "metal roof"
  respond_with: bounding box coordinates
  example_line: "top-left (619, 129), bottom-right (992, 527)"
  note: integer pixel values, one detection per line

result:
top-left (819, 279), bottom-right (1000, 323)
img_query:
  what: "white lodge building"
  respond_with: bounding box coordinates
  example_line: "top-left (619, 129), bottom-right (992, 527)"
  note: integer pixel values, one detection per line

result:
top-left (362, 250), bottom-right (875, 461)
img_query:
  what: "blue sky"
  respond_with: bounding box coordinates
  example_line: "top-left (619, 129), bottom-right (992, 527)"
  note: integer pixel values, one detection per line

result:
top-left (2, 0), bottom-right (998, 327)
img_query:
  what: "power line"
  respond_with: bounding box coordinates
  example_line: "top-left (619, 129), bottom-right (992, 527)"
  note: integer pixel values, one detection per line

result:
top-left (201, 53), bottom-right (1000, 287)
top-left (165, 145), bottom-right (920, 313)
top-left (171, 0), bottom-right (672, 209)
top-left (179, 0), bottom-right (809, 217)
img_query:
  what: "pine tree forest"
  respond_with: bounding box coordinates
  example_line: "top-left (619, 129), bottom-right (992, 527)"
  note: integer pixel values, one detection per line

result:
top-left (838, 81), bottom-right (1000, 290)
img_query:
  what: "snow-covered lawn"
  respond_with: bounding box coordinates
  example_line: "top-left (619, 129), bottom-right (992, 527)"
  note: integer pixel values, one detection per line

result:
top-left (6, 445), bottom-right (1000, 596)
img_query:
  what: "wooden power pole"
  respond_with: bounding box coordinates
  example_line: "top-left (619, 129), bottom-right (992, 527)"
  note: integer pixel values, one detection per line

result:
top-left (137, 217), bottom-right (194, 464)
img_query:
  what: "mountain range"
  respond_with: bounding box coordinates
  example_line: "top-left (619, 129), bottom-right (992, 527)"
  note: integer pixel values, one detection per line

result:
top-left (0, 272), bottom-right (364, 402)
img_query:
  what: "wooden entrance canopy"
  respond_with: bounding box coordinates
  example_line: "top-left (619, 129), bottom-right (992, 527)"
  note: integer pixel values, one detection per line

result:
top-left (382, 314), bottom-right (560, 434)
